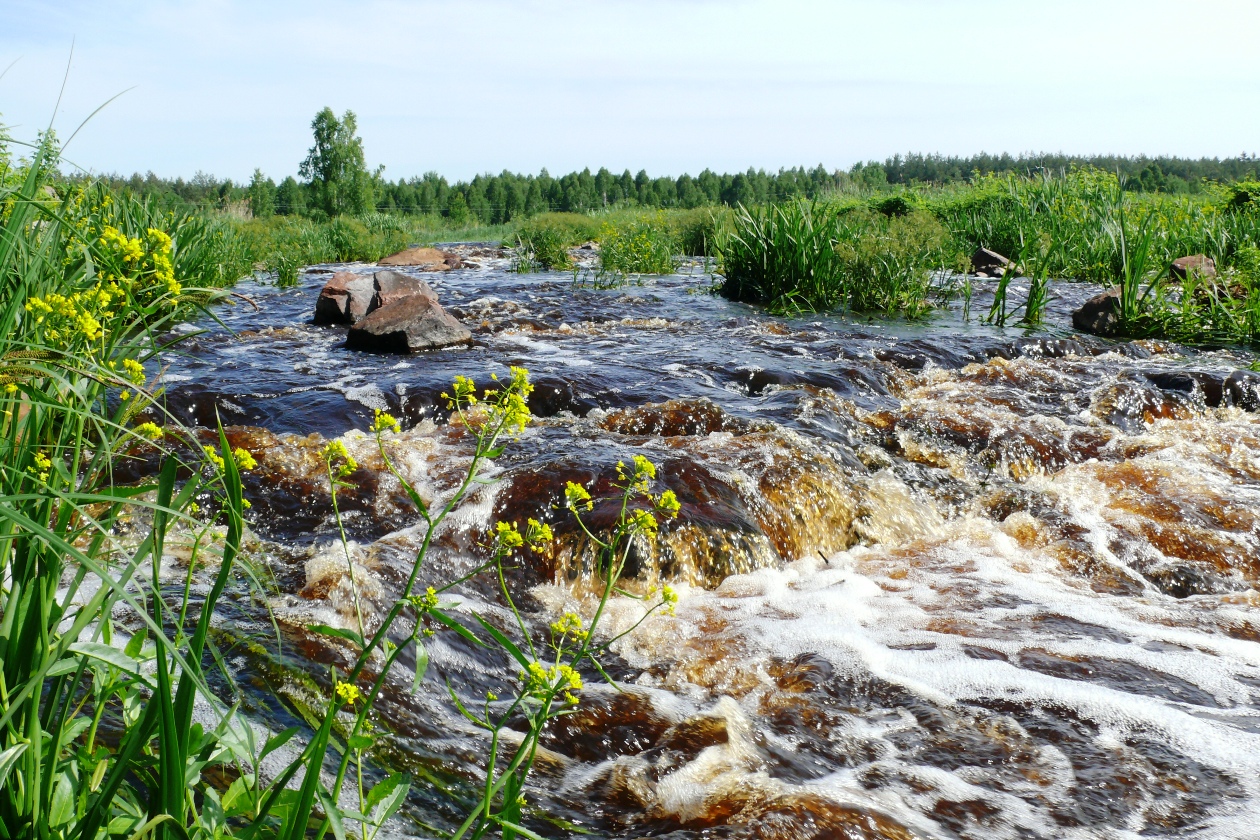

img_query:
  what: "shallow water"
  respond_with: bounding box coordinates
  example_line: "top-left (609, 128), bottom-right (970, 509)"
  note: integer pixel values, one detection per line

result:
top-left (153, 249), bottom-right (1260, 839)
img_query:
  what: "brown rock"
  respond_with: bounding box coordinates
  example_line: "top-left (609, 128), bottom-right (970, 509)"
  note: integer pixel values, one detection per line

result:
top-left (370, 270), bottom-right (437, 311)
top-left (1170, 254), bottom-right (1216, 280)
top-left (346, 296), bottom-right (472, 354)
top-left (971, 247), bottom-right (1011, 278)
top-left (377, 246), bottom-right (453, 269)
top-left (314, 272), bottom-right (375, 325)
top-left (1072, 287), bottom-right (1122, 337)
top-left (314, 270), bottom-right (441, 326)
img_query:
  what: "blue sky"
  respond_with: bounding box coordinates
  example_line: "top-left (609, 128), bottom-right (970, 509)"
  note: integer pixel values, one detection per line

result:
top-left (2, 0), bottom-right (1258, 182)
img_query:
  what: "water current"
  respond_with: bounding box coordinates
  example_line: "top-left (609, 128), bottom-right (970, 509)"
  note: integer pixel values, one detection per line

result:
top-left (148, 247), bottom-right (1260, 838)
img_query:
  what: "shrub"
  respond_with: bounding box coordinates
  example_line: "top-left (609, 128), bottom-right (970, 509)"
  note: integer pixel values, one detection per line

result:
top-left (512, 213), bottom-right (601, 271)
top-left (597, 213), bottom-right (678, 275)
top-left (835, 209), bottom-right (963, 315)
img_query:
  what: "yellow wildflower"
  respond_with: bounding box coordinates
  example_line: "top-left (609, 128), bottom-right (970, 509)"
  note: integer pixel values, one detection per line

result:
top-left (494, 520), bottom-right (525, 550)
top-left (202, 445), bottom-right (226, 472)
top-left (232, 447), bottom-right (257, 471)
top-left (564, 481), bottom-right (593, 512)
top-left (370, 409), bottom-right (400, 434)
top-left (134, 422), bottom-right (164, 441)
top-left (122, 358), bottom-right (146, 385)
top-left (334, 681), bottom-right (361, 705)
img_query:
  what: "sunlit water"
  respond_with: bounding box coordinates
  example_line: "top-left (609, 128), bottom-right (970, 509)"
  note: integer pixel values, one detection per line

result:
top-left (149, 247), bottom-right (1260, 839)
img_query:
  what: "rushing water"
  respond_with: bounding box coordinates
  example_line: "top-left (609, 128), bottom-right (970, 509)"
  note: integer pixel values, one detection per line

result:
top-left (151, 247), bottom-right (1260, 839)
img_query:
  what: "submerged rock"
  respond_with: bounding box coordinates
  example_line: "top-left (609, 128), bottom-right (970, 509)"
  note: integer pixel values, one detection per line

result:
top-left (971, 247), bottom-right (1011, 278)
top-left (1170, 254), bottom-right (1216, 280)
top-left (1145, 368), bottom-right (1260, 411)
top-left (1072, 287), bottom-right (1123, 337)
top-left (346, 294), bottom-right (472, 353)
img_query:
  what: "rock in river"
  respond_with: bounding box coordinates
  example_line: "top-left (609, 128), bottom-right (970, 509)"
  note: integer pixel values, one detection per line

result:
top-left (314, 270), bottom-right (438, 326)
top-left (346, 294), bottom-right (472, 353)
top-left (377, 246), bottom-right (463, 270)
top-left (1170, 254), bottom-right (1216, 280)
top-left (1072, 287), bottom-right (1122, 337)
top-left (313, 271), bottom-right (375, 325)
top-left (971, 247), bottom-right (1011, 278)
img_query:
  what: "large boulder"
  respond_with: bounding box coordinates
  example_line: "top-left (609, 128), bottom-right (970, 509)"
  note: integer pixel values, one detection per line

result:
top-left (346, 295), bottom-right (472, 353)
top-left (314, 272), bottom-right (375, 325)
top-left (971, 247), bottom-right (1011, 278)
top-left (377, 247), bottom-right (463, 270)
top-left (1072, 287), bottom-right (1122, 337)
top-left (314, 270), bottom-right (439, 326)
top-left (1170, 254), bottom-right (1216, 281)
top-left (370, 270), bottom-right (437, 312)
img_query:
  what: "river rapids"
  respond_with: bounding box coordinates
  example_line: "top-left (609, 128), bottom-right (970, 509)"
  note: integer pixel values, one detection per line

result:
top-left (144, 248), bottom-right (1260, 839)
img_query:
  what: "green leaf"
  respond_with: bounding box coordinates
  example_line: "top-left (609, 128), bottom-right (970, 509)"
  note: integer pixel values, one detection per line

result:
top-left (48, 771), bottom-right (75, 827)
top-left (123, 627), bottom-right (149, 658)
top-left (412, 641), bottom-right (429, 694)
top-left (368, 773), bottom-right (411, 827)
top-left (0, 744), bottom-right (28, 790)
top-left (428, 609), bottom-right (484, 648)
top-left (221, 774), bottom-right (255, 815)
top-left (307, 623), bottom-right (366, 649)
top-left (493, 818), bottom-right (550, 840)
top-left (318, 787), bottom-right (347, 840)
top-left (68, 641), bottom-right (144, 676)
top-left (346, 734), bottom-right (374, 751)
top-left (471, 614), bottom-right (530, 669)
top-left (260, 727), bottom-right (299, 762)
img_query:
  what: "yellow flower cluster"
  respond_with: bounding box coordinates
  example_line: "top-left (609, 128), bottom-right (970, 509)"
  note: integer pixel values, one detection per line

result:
top-left (549, 611), bottom-right (589, 643)
top-left (233, 447), bottom-right (258, 471)
top-left (370, 409), bottom-right (400, 434)
top-left (202, 445), bottom-right (226, 472)
top-left (133, 422), bottom-right (164, 441)
top-left (564, 481), bottom-right (593, 512)
top-left (493, 517), bottom-right (553, 554)
top-left (407, 586), bottom-right (440, 613)
top-left (520, 661), bottom-right (583, 705)
top-left (25, 290), bottom-right (106, 345)
top-left (29, 451), bottom-right (53, 482)
top-left (320, 439), bottom-right (357, 478)
top-left (334, 680), bottom-right (362, 705)
top-left (443, 367), bottom-right (534, 435)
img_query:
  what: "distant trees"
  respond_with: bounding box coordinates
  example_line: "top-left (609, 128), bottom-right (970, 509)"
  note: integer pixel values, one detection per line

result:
top-left (66, 137), bottom-right (1260, 223)
top-left (275, 176), bottom-right (305, 216)
top-left (247, 169), bottom-right (276, 218)
top-left (299, 108), bottom-right (375, 217)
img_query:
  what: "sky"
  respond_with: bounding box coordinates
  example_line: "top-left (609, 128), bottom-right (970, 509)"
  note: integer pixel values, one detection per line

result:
top-left (1, 0), bottom-right (1258, 183)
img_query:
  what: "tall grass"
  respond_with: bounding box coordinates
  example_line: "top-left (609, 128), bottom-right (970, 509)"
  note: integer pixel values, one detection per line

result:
top-left (0, 141), bottom-right (252, 839)
top-left (718, 201), bottom-right (963, 315)
top-left (717, 169), bottom-right (1260, 343)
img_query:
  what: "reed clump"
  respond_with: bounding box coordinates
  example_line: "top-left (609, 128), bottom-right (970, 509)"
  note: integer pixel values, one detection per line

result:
top-left (718, 201), bottom-right (963, 315)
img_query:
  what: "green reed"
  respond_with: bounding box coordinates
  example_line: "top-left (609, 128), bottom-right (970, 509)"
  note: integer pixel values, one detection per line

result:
top-left (718, 200), bottom-right (963, 316)
top-left (0, 140), bottom-right (258, 840)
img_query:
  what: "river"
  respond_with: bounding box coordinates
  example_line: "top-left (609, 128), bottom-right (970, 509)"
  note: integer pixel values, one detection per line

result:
top-left (151, 247), bottom-right (1260, 839)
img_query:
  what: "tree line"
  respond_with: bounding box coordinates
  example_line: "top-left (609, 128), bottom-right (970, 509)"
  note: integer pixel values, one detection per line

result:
top-left (79, 108), bottom-right (1260, 224)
